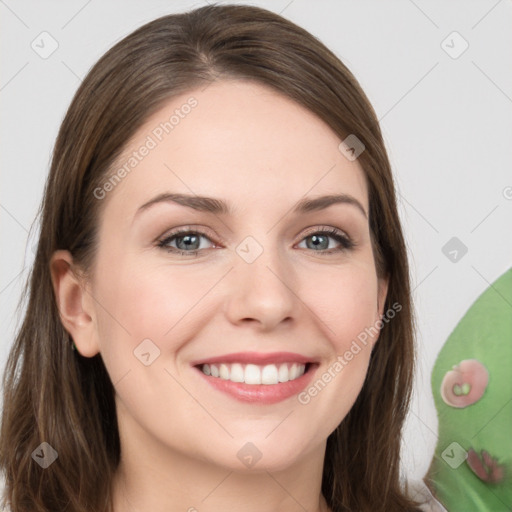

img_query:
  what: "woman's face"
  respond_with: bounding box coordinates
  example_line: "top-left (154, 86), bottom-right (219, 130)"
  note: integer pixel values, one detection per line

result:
top-left (82, 80), bottom-right (388, 472)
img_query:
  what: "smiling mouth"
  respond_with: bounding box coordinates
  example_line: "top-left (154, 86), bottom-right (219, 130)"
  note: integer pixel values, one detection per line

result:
top-left (195, 362), bottom-right (313, 385)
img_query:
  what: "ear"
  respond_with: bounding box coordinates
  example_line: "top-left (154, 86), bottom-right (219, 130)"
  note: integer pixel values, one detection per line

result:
top-left (50, 250), bottom-right (100, 358)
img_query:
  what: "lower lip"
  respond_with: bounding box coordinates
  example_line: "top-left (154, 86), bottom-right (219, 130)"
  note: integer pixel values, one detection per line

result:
top-left (193, 363), bottom-right (318, 404)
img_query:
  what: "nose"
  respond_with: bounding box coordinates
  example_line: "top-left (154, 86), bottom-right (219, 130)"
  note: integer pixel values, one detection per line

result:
top-left (223, 240), bottom-right (298, 331)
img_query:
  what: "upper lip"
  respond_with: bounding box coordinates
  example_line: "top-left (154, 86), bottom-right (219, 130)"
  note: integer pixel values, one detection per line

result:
top-left (191, 351), bottom-right (316, 366)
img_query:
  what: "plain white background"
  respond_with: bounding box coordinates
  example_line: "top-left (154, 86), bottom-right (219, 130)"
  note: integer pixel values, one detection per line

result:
top-left (1, 0), bottom-right (511, 484)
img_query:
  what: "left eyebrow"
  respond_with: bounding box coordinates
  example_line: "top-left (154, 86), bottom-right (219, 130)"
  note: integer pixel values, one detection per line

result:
top-left (293, 194), bottom-right (367, 219)
top-left (134, 192), bottom-right (367, 220)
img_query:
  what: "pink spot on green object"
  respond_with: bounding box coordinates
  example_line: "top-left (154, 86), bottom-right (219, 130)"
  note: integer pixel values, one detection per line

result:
top-left (467, 448), bottom-right (505, 483)
top-left (440, 359), bottom-right (489, 408)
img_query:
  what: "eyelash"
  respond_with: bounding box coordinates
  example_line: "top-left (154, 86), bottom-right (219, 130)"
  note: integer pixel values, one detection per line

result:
top-left (156, 226), bottom-right (356, 257)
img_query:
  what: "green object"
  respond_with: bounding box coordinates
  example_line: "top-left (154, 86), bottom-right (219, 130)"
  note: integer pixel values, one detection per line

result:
top-left (426, 267), bottom-right (512, 511)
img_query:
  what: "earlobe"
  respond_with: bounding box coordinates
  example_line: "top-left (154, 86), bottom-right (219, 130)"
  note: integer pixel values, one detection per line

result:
top-left (50, 250), bottom-right (100, 357)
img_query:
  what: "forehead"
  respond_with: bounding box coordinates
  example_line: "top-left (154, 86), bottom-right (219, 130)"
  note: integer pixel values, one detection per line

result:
top-left (103, 79), bottom-right (368, 217)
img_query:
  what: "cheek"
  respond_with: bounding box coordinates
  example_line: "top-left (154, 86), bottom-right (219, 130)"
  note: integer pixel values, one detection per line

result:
top-left (294, 265), bottom-right (380, 424)
top-left (90, 257), bottom-right (191, 380)
top-left (94, 258), bottom-right (208, 338)
top-left (305, 264), bottom-right (380, 347)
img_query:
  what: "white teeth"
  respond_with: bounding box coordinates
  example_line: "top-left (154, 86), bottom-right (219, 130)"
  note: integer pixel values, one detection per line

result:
top-left (219, 364), bottom-right (230, 380)
top-left (278, 363), bottom-right (288, 382)
top-left (200, 362), bottom-right (307, 385)
top-left (245, 364), bottom-right (261, 384)
top-left (230, 363), bottom-right (244, 382)
top-left (261, 364), bottom-right (278, 384)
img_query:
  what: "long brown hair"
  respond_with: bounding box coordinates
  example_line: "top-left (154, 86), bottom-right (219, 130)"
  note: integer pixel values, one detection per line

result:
top-left (0, 4), bottom-right (420, 511)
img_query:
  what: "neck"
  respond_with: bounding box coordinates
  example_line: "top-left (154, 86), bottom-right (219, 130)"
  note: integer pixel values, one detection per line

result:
top-left (111, 422), bottom-right (331, 512)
